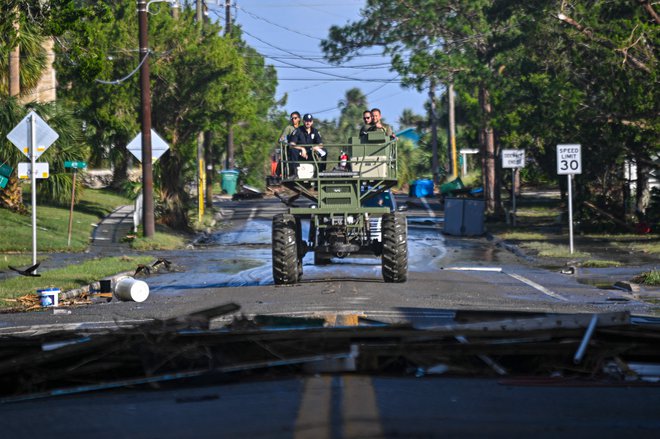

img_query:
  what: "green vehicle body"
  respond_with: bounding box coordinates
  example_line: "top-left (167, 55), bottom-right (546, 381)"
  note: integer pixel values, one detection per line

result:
top-left (270, 130), bottom-right (408, 285)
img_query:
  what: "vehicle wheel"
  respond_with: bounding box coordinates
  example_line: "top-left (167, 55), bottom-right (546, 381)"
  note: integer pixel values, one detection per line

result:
top-left (381, 213), bottom-right (408, 283)
top-left (296, 218), bottom-right (304, 280)
top-left (272, 214), bottom-right (299, 284)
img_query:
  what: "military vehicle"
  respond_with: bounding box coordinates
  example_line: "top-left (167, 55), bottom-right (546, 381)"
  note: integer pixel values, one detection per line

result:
top-left (270, 131), bottom-right (407, 284)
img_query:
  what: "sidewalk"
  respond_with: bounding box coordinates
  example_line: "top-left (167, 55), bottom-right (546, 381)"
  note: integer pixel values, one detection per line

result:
top-left (88, 205), bottom-right (135, 256)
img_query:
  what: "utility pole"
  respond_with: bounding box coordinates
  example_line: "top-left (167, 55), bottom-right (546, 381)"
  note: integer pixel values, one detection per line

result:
top-left (137, 0), bottom-right (155, 237)
top-left (225, 0), bottom-right (234, 170)
top-left (196, 0), bottom-right (205, 221)
top-left (205, 132), bottom-right (214, 207)
top-left (9, 9), bottom-right (20, 97)
top-left (448, 81), bottom-right (457, 178)
top-left (429, 80), bottom-right (439, 185)
top-left (196, 0), bottom-right (203, 22)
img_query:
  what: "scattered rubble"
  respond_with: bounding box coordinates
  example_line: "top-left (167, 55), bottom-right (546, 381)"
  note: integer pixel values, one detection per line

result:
top-left (1, 307), bottom-right (659, 403)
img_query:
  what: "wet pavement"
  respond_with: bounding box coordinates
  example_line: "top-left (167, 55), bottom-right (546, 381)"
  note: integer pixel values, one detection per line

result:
top-left (1, 194), bottom-right (658, 333)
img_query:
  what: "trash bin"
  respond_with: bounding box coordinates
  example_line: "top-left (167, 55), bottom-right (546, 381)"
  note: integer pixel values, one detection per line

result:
top-left (443, 197), bottom-right (485, 236)
top-left (409, 179), bottom-right (434, 198)
top-left (440, 177), bottom-right (464, 195)
top-left (220, 170), bottom-right (239, 195)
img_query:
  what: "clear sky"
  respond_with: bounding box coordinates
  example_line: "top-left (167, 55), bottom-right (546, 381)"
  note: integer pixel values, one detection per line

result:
top-left (206, 0), bottom-right (428, 130)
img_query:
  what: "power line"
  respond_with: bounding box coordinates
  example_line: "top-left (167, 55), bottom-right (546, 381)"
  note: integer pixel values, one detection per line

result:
top-left (277, 78), bottom-right (401, 82)
top-left (95, 50), bottom-right (152, 85)
top-left (308, 74), bottom-right (399, 115)
top-left (236, 5), bottom-right (323, 41)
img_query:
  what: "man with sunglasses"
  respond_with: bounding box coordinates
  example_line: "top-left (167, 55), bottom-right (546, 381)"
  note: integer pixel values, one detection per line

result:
top-left (288, 113), bottom-right (327, 176)
top-left (273, 112), bottom-right (301, 178)
top-left (279, 111), bottom-right (301, 144)
top-left (359, 110), bottom-right (372, 142)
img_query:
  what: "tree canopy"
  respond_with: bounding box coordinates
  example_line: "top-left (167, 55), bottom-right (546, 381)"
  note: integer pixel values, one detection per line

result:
top-left (322, 0), bottom-right (659, 222)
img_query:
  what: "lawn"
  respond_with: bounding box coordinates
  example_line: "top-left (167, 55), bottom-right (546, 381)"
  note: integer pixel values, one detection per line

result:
top-left (0, 188), bottom-right (133, 253)
top-left (0, 255), bottom-right (154, 307)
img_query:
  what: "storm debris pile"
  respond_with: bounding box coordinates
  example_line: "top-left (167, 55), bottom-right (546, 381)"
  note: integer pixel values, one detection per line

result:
top-left (0, 307), bottom-right (659, 403)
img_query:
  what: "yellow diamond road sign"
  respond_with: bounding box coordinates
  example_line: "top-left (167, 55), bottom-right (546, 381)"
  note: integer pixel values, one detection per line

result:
top-left (6, 111), bottom-right (59, 159)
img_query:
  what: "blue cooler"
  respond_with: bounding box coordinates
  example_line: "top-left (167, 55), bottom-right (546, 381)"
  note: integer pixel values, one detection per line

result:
top-left (409, 179), bottom-right (434, 198)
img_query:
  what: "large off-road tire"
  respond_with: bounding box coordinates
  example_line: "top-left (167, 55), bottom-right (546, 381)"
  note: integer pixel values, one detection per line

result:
top-left (295, 218), bottom-right (304, 280)
top-left (272, 214), bottom-right (299, 285)
top-left (381, 213), bottom-right (408, 283)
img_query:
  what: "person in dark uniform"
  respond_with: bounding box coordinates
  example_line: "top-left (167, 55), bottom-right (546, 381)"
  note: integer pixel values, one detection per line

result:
top-left (276, 111), bottom-right (301, 177)
top-left (359, 110), bottom-right (372, 142)
top-left (279, 111), bottom-right (301, 144)
top-left (288, 114), bottom-right (327, 175)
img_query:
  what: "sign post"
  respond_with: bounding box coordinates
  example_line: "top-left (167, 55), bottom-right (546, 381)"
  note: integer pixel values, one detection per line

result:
top-left (502, 149), bottom-right (525, 226)
top-left (127, 129), bottom-right (169, 233)
top-left (6, 111), bottom-right (59, 268)
top-left (64, 161), bottom-right (87, 247)
top-left (557, 144), bottom-right (582, 254)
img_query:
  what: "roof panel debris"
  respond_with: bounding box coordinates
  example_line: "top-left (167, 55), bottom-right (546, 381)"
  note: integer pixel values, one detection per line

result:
top-left (1, 305), bottom-right (659, 403)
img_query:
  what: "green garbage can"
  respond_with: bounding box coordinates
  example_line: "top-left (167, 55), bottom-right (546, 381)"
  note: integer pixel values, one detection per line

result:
top-left (220, 170), bottom-right (239, 195)
top-left (440, 177), bottom-right (464, 195)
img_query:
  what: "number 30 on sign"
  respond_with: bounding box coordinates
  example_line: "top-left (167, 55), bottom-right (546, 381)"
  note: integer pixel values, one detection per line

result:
top-left (557, 144), bottom-right (582, 175)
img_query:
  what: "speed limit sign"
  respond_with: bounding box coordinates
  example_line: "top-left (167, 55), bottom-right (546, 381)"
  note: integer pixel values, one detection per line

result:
top-left (557, 144), bottom-right (582, 174)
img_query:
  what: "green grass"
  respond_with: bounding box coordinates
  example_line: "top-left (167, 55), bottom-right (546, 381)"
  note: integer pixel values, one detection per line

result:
top-left (515, 206), bottom-right (562, 218)
top-left (580, 259), bottom-right (623, 268)
top-left (130, 231), bottom-right (188, 251)
top-left (632, 269), bottom-right (660, 286)
top-left (500, 232), bottom-right (547, 240)
top-left (0, 255), bottom-right (153, 307)
top-left (0, 188), bottom-right (132, 253)
top-left (520, 242), bottom-right (591, 258)
top-left (613, 240), bottom-right (660, 255)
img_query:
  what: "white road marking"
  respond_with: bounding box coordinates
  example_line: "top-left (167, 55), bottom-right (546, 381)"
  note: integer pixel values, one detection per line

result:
top-left (443, 266), bottom-right (569, 302)
top-left (419, 197), bottom-right (436, 217)
top-left (444, 266), bottom-right (503, 272)
top-left (247, 207), bottom-right (257, 222)
top-left (506, 272), bottom-right (569, 301)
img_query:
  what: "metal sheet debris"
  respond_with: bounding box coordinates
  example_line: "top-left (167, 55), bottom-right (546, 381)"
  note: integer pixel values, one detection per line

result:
top-left (1, 306), bottom-right (659, 404)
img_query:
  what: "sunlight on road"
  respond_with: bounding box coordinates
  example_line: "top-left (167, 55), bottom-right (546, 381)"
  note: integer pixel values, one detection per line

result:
top-left (147, 218), bottom-right (450, 293)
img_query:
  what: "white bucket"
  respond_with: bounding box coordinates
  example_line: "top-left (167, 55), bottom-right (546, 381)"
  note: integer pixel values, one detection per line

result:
top-left (114, 277), bottom-right (149, 302)
top-left (38, 288), bottom-right (60, 307)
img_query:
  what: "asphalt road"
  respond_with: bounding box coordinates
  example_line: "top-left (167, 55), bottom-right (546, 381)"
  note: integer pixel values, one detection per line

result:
top-left (0, 195), bottom-right (653, 335)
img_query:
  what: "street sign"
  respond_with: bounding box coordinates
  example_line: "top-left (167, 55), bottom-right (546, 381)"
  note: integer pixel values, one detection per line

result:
top-left (64, 161), bottom-right (87, 169)
top-left (0, 175), bottom-right (8, 189)
top-left (18, 162), bottom-right (49, 179)
top-left (127, 129), bottom-right (170, 163)
top-left (7, 111), bottom-right (59, 270)
top-left (557, 144), bottom-right (582, 175)
top-left (6, 111), bottom-right (59, 159)
top-left (0, 163), bottom-right (12, 178)
top-left (502, 149), bottom-right (525, 168)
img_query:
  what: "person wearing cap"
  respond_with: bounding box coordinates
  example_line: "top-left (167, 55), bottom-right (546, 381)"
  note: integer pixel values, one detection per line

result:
top-left (288, 114), bottom-right (327, 175)
top-left (368, 108), bottom-right (396, 139)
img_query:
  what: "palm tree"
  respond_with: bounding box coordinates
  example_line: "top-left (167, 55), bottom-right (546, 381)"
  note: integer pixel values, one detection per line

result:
top-left (0, 7), bottom-right (48, 97)
top-left (337, 88), bottom-right (369, 142)
top-left (0, 96), bottom-right (88, 211)
top-left (0, 97), bottom-right (27, 212)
